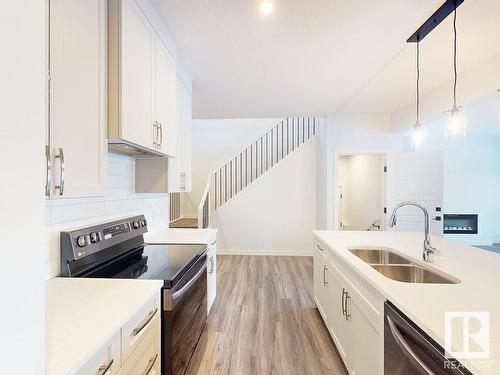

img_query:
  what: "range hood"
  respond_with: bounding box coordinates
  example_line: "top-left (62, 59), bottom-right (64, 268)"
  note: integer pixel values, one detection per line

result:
top-left (108, 139), bottom-right (168, 158)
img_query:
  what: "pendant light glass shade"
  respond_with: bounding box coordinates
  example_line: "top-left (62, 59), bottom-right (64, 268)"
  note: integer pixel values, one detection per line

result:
top-left (412, 121), bottom-right (425, 149)
top-left (445, 105), bottom-right (466, 140)
top-left (445, 8), bottom-right (465, 140)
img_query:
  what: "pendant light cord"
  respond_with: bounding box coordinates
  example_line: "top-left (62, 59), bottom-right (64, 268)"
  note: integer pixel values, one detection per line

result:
top-left (416, 41), bottom-right (420, 124)
top-left (453, 8), bottom-right (458, 108)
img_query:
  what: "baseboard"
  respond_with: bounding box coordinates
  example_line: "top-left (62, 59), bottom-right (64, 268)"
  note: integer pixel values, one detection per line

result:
top-left (217, 248), bottom-right (313, 256)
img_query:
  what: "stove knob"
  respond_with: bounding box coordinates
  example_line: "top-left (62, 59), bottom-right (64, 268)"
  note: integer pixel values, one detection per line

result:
top-left (133, 221), bottom-right (140, 229)
top-left (142, 219), bottom-right (147, 227)
top-left (90, 232), bottom-right (99, 243)
top-left (76, 235), bottom-right (87, 247)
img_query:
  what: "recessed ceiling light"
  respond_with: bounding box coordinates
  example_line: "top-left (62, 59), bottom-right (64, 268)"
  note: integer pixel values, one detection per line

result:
top-left (259, 1), bottom-right (274, 16)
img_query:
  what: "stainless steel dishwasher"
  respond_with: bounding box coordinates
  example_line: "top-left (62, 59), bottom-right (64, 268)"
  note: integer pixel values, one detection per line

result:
top-left (384, 301), bottom-right (473, 375)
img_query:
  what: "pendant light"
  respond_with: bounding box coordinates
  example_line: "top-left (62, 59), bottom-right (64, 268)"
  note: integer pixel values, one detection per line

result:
top-left (445, 8), bottom-right (466, 140)
top-left (412, 41), bottom-right (424, 149)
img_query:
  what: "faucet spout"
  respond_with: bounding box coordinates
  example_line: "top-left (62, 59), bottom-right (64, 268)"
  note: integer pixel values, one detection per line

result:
top-left (388, 201), bottom-right (438, 262)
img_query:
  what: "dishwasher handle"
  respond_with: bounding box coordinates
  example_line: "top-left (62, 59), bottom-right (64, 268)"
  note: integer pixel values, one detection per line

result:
top-left (386, 315), bottom-right (434, 374)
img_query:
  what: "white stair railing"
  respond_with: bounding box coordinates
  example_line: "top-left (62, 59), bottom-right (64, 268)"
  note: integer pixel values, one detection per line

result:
top-left (197, 116), bottom-right (322, 228)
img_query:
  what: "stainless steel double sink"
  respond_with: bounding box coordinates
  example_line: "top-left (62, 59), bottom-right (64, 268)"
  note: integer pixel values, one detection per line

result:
top-left (349, 248), bottom-right (458, 284)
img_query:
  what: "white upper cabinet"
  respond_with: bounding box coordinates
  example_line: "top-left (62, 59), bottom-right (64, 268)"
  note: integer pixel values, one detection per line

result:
top-left (109, 0), bottom-right (175, 156)
top-left (136, 74), bottom-right (192, 193)
top-left (119, 0), bottom-right (155, 150)
top-left (155, 36), bottom-right (177, 157)
top-left (168, 77), bottom-right (193, 192)
top-left (48, 0), bottom-right (107, 198)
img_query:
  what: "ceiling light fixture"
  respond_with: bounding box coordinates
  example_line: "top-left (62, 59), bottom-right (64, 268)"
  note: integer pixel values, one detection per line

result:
top-left (444, 8), bottom-right (465, 141)
top-left (259, 1), bottom-right (274, 16)
top-left (412, 41), bottom-right (425, 149)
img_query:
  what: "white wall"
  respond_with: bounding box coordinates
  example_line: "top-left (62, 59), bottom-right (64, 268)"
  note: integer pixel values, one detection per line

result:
top-left (45, 152), bottom-right (170, 278)
top-left (317, 114), bottom-right (403, 230)
top-left (212, 138), bottom-right (317, 255)
top-left (400, 91), bottom-right (500, 244)
top-left (184, 118), bottom-right (281, 217)
top-left (0, 1), bottom-right (46, 373)
top-left (338, 154), bottom-right (384, 231)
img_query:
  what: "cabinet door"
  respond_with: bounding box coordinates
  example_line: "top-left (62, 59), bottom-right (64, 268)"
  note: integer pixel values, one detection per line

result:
top-left (182, 82), bottom-right (192, 192)
top-left (120, 322), bottom-right (160, 375)
top-left (49, 0), bottom-right (107, 198)
top-left (326, 267), bottom-right (349, 365)
top-left (347, 291), bottom-right (383, 375)
top-left (74, 331), bottom-right (120, 375)
top-left (155, 36), bottom-right (177, 156)
top-left (207, 241), bottom-right (217, 313)
top-left (120, 0), bottom-right (156, 150)
top-left (313, 245), bottom-right (328, 319)
top-left (168, 77), bottom-right (191, 192)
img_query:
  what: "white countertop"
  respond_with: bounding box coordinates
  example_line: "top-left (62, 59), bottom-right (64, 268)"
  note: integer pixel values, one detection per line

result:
top-left (145, 228), bottom-right (217, 245)
top-left (46, 278), bottom-right (162, 375)
top-left (313, 230), bottom-right (500, 374)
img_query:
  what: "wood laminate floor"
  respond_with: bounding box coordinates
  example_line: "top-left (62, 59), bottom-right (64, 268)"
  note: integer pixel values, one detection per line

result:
top-left (169, 218), bottom-right (199, 228)
top-left (196, 255), bottom-right (348, 375)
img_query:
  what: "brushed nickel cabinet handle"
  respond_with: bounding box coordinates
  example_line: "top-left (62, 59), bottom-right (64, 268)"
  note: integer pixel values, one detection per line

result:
top-left (96, 358), bottom-right (114, 375)
top-left (54, 148), bottom-right (64, 195)
top-left (316, 244), bottom-right (324, 252)
top-left (341, 288), bottom-right (346, 317)
top-left (159, 122), bottom-right (163, 147)
top-left (323, 265), bottom-right (328, 286)
top-left (345, 293), bottom-right (351, 321)
top-left (153, 121), bottom-right (158, 148)
top-left (143, 354), bottom-right (158, 375)
top-left (209, 256), bottom-right (214, 274)
top-left (132, 308), bottom-right (158, 337)
top-left (45, 145), bottom-right (51, 197)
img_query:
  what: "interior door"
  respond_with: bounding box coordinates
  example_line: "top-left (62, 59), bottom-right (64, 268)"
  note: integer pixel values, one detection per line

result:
top-left (155, 36), bottom-right (177, 157)
top-left (386, 152), bottom-right (443, 235)
top-left (120, 0), bottom-right (155, 150)
top-left (49, 0), bottom-right (107, 198)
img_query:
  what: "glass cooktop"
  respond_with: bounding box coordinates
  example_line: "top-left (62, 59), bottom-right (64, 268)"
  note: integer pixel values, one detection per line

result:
top-left (84, 244), bottom-right (206, 288)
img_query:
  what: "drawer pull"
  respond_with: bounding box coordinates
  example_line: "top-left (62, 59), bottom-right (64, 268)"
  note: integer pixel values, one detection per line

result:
top-left (133, 308), bottom-right (158, 337)
top-left (316, 244), bottom-right (324, 252)
top-left (143, 354), bottom-right (158, 375)
top-left (96, 359), bottom-right (114, 375)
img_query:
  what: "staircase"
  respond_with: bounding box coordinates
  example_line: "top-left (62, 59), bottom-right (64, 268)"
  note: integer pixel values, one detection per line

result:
top-left (197, 117), bottom-right (322, 228)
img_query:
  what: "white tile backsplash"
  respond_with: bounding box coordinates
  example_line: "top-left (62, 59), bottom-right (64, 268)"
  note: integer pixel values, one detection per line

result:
top-left (44, 152), bottom-right (169, 279)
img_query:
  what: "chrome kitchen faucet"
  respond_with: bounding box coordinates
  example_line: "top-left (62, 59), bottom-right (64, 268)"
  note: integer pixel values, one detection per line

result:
top-left (388, 201), bottom-right (439, 262)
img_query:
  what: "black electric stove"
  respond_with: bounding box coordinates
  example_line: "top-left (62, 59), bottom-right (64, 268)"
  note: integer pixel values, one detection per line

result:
top-left (60, 215), bottom-right (208, 375)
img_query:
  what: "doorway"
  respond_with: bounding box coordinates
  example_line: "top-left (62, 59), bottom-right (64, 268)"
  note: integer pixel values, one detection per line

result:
top-left (337, 154), bottom-right (385, 231)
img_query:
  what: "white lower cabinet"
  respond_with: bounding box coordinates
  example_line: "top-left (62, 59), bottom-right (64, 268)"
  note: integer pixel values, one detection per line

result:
top-left (314, 243), bottom-right (383, 375)
top-left (74, 294), bottom-right (160, 375)
top-left (119, 321), bottom-right (160, 375)
top-left (207, 240), bottom-right (217, 314)
top-left (75, 331), bottom-right (121, 375)
top-left (326, 265), bottom-right (349, 364)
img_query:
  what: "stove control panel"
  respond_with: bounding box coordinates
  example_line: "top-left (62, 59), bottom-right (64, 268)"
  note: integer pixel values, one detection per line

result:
top-left (60, 215), bottom-right (148, 266)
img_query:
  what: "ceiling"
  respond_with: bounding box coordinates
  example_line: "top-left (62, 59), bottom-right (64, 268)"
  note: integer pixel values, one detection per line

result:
top-left (153, 0), bottom-right (500, 118)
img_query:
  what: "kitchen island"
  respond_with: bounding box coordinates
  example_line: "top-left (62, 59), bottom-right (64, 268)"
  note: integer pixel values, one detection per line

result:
top-left (313, 230), bottom-right (500, 375)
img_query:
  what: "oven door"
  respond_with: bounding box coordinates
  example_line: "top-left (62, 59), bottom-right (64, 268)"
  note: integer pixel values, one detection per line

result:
top-left (162, 252), bottom-right (207, 375)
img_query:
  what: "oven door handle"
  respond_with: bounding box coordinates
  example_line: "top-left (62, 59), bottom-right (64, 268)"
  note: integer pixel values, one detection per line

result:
top-left (172, 260), bottom-right (207, 304)
top-left (386, 316), bottom-right (434, 374)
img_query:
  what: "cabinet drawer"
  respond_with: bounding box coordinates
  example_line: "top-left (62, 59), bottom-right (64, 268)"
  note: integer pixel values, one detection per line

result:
top-left (120, 321), bottom-right (160, 375)
top-left (121, 295), bottom-right (159, 363)
top-left (75, 331), bottom-right (120, 375)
